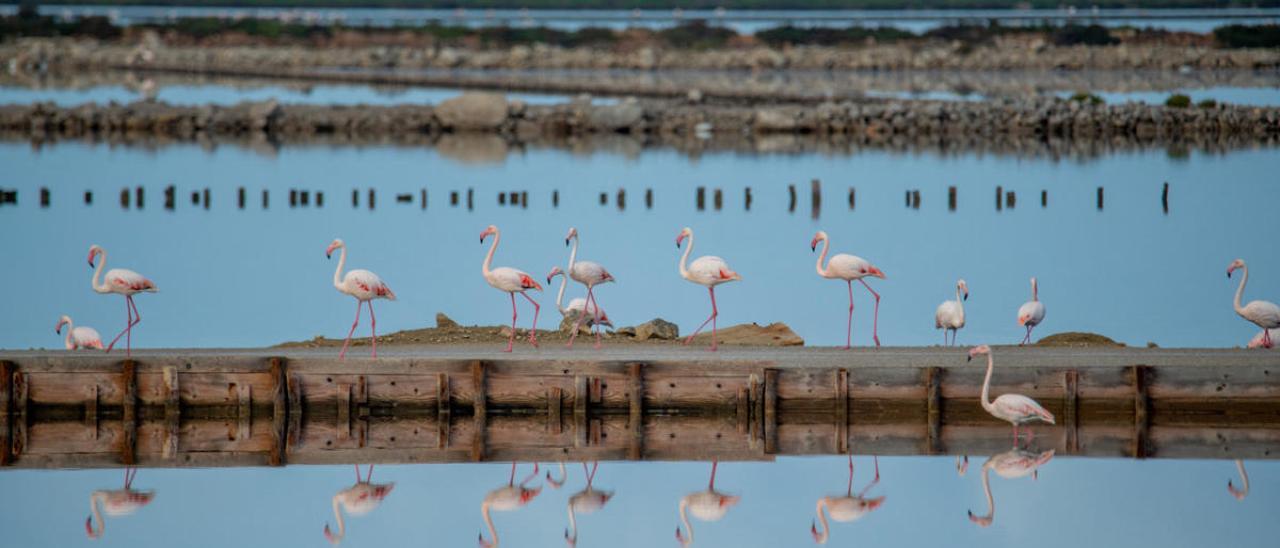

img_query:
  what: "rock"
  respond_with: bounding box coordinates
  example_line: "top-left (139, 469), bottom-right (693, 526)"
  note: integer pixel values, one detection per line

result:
top-left (753, 108), bottom-right (797, 131)
top-left (558, 312), bottom-right (593, 335)
top-left (247, 99), bottom-right (281, 131)
top-left (686, 88), bottom-right (704, 104)
top-left (587, 98), bottom-right (643, 130)
top-left (635, 318), bottom-right (679, 341)
top-left (435, 312), bottom-right (459, 329)
top-left (435, 92), bottom-right (508, 130)
top-left (689, 322), bottom-right (804, 347)
top-left (614, 326), bottom-right (637, 337)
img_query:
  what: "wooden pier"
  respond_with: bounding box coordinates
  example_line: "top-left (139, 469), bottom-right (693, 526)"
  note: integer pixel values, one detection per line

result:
top-left (0, 347), bottom-right (1277, 469)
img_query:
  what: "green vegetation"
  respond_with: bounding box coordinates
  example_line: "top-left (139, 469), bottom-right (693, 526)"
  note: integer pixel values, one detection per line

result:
top-left (1165, 94), bottom-right (1192, 108)
top-left (1196, 98), bottom-right (1218, 108)
top-left (1069, 92), bottom-right (1105, 105)
top-left (0, 3), bottom-right (121, 39)
top-left (1213, 24), bottom-right (1280, 48)
top-left (756, 25), bottom-right (913, 46)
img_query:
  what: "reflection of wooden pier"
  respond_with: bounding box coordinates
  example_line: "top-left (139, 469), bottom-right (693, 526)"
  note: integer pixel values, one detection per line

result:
top-left (1, 348), bottom-right (1277, 469)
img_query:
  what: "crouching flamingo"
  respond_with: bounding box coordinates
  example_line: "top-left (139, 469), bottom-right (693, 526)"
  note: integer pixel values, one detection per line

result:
top-left (88, 245), bottom-right (156, 356)
top-left (564, 227), bottom-right (616, 349)
top-left (676, 227), bottom-right (741, 351)
top-left (547, 267), bottom-right (613, 333)
top-left (56, 315), bottom-right (103, 350)
top-left (968, 345), bottom-right (1055, 441)
top-left (326, 239), bottom-right (396, 360)
top-left (1228, 259), bottom-right (1280, 349)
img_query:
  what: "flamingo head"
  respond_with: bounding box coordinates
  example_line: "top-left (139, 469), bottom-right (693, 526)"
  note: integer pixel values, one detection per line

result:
top-left (480, 225), bottom-right (498, 243)
top-left (810, 230), bottom-right (828, 251)
top-left (1228, 480), bottom-right (1248, 500)
top-left (56, 315), bottom-right (71, 334)
top-left (676, 526), bottom-right (690, 547)
top-left (958, 279), bottom-right (969, 300)
top-left (597, 310), bottom-right (614, 328)
top-left (478, 532), bottom-right (492, 548)
top-left (87, 244), bottom-right (102, 268)
top-left (676, 227), bottom-right (692, 248)
top-left (956, 455), bottom-right (969, 476)
top-left (564, 227), bottom-right (578, 246)
top-left (967, 510), bottom-right (993, 528)
top-left (325, 239), bottom-right (343, 259)
top-left (862, 495), bottom-right (886, 512)
top-left (546, 266), bottom-right (564, 284)
top-left (867, 266), bottom-right (886, 279)
top-left (85, 516), bottom-right (101, 540)
top-left (1227, 258), bottom-right (1245, 278)
top-left (967, 344), bottom-right (991, 362)
top-left (323, 523), bottom-right (340, 545)
top-left (371, 482), bottom-right (395, 501)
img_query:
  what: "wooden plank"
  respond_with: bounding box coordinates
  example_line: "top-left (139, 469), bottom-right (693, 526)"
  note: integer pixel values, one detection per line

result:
top-left (764, 369), bottom-right (779, 454)
top-left (85, 385), bottom-right (98, 440)
top-left (163, 367), bottom-right (180, 459)
top-left (925, 367), bottom-right (942, 454)
top-left (0, 361), bottom-right (10, 466)
top-left (1132, 365), bottom-right (1151, 458)
top-left (287, 374), bottom-right (303, 451)
top-left (437, 373), bottom-right (450, 449)
top-left (736, 387), bottom-right (749, 435)
top-left (629, 363), bottom-right (645, 461)
top-left (11, 370), bottom-right (27, 459)
top-left (236, 384), bottom-right (252, 441)
top-left (121, 360), bottom-right (137, 465)
top-left (337, 384), bottom-right (351, 439)
top-left (547, 387), bottom-right (562, 435)
top-left (471, 361), bottom-right (487, 462)
top-left (836, 368), bottom-right (849, 455)
top-left (270, 358), bottom-right (287, 466)
top-left (574, 375), bottom-right (588, 448)
top-left (1064, 370), bottom-right (1079, 453)
top-left (749, 373), bottom-right (761, 449)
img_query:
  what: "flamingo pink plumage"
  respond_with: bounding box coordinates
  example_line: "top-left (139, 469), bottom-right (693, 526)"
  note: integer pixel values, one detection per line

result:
top-left (564, 227), bottom-right (616, 349)
top-left (1228, 259), bottom-right (1280, 349)
top-left (56, 315), bottom-right (103, 350)
top-left (326, 239), bottom-right (396, 360)
top-left (810, 455), bottom-right (885, 544)
top-left (968, 345), bottom-right (1055, 441)
top-left (323, 464), bottom-right (395, 545)
top-left (547, 267), bottom-right (613, 330)
top-left (479, 463), bottom-right (543, 548)
top-left (811, 231), bottom-right (886, 349)
top-left (88, 245), bottom-right (156, 357)
top-left (676, 227), bottom-right (741, 351)
top-left (85, 467), bottom-right (154, 540)
top-left (967, 447), bottom-right (1055, 528)
top-left (1017, 277), bottom-right (1046, 346)
top-left (481, 225), bottom-right (543, 353)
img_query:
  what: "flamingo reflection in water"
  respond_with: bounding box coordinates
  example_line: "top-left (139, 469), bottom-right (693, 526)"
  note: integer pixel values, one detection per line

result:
top-left (324, 464), bottom-right (395, 544)
top-left (1228, 460), bottom-right (1250, 501)
top-left (563, 462), bottom-right (615, 547)
top-left (967, 447), bottom-right (1055, 527)
top-left (85, 467), bottom-right (155, 540)
top-left (811, 455), bottom-right (885, 544)
top-left (676, 460), bottom-right (741, 546)
top-left (479, 462), bottom-right (543, 548)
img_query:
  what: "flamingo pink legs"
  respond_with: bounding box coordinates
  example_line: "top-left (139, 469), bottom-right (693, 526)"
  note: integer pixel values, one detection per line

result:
top-left (340, 301), bottom-right (362, 360)
top-left (568, 287), bottom-right (605, 349)
top-left (505, 292), bottom-right (541, 353)
top-left (859, 279), bottom-right (882, 347)
top-left (1020, 324), bottom-right (1035, 346)
top-left (105, 296), bottom-right (141, 356)
top-left (684, 287), bottom-right (720, 350)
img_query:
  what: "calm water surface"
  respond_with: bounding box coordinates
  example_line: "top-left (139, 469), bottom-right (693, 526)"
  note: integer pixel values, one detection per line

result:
top-left (0, 83), bottom-right (580, 108)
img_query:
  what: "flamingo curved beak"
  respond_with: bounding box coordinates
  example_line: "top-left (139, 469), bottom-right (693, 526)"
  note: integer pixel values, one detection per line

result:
top-left (676, 232), bottom-right (686, 248)
top-left (963, 292), bottom-right (969, 301)
top-left (810, 238), bottom-right (818, 251)
top-left (810, 521), bottom-right (821, 542)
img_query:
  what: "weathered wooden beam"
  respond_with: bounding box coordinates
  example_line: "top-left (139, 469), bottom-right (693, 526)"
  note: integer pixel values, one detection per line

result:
top-left (736, 387), bottom-right (749, 435)
top-left (0, 361), bottom-right (12, 466)
top-left (1132, 365), bottom-right (1152, 458)
top-left (836, 368), bottom-right (849, 455)
top-left (337, 384), bottom-right (351, 439)
top-left (236, 384), bottom-right (252, 441)
top-left (925, 367), bottom-right (943, 454)
top-left (629, 363), bottom-right (645, 461)
top-left (85, 384), bottom-right (98, 440)
top-left (749, 373), bottom-right (761, 449)
top-left (11, 369), bottom-right (27, 459)
top-left (764, 369), bottom-right (779, 454)
top-left (270, 358), bottom-right (287, 466)
top-left (121, 360), bottom-right (137, 465)
top-left (574, 375), bottom-right (589, 448)
top-left (437, 373), bottom-right (450, 449)
top-left (163, 366), bottom-right (180, 459)
top-left (472, 361), bottom-right (488, 462)
top-left (547, 387), bottom-right (562, 435)
top-left (355, 374), bottom-right (368, 449)
top-left (287, 374), bottom-right (303, 452)
top-left (1064, 370), bottom-right (1079, 453)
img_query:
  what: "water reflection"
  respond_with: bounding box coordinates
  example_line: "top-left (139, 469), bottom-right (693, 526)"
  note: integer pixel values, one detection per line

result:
top-left (811, 455), bottom-right (884, 544)
top-left (85, 467), bottom-right (154, 540)
top-left (967, 448), bottom-right (1055, 528)
top-left (323, 464), bottom-right (394, 545)
top-left (969, 345), bottom-right (1056, 442)
top-left (676, 461), bottom-right (741, 546)
top-left (563, 462), bottom-right (614, 547)
top-left (1229, 460), bottom-right (1250, 501)
top-left (479, 462), bottom-right (544, 548)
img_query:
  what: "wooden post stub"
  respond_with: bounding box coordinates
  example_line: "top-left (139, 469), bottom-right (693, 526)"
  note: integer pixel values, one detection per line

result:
top-left (925, 367), bottom-right (943, 455)
top-left (0, 361), bottom-right (11, 466)
top-left (85, 384), bottom-right (99, 440)
top-left (548, 387), bottom-right (563, 434)
top-left (355, 374), bottom-right (369, 449)
top-left (163, 367), bottom-right (180, 459)
top-left (269, 358), bottom-right (287, 466)
top-left (574, 375), bottom-right (589, 448)
top-left (472, 361), bottom-right (488, 462)
top-left (11, 372), bottom-right (25, 458)
top-left (437, 373), bottom-right (451, 449)
top-left (749, 374), bottom-right (762, 449)
top-left (337, 384), bottom-right (351, 439)
top-left (836, 369), bottom-right (849, 455)
top-left (629, 363), bottom-right (645, 461)
top-left (736, 387), bottom-right (749, 435)
top-left (121, 360), bottom-right (137, 465)
top-left (1063, 370), bottom-right (1079, 453)
top-left (286, 374), bottom-right (303, 452)
top-left (1131, 365), bottom-right (1151, 458)
top-left (236, 384), bottom-right (252, 441)
top-left (764, 369), bottom-right (779, 454)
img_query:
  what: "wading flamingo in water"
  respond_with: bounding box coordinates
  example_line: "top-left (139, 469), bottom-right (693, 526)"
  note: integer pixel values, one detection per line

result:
top-left (564, 462), bottom-right (615, 548)
top-left (85, 467), bottom-right (154, 540)
top-left (968, 345), bottom-right (1055, 441)
top-left (564, 227), bottom-right (616, 349)
top-left (675, 461), bottom-right (741, 546)
top-left (1228, 460), bottom-right (1250, 500)
top-left (323, 464), bottom-right (395, 545)
top-left (547, 267), bottom-right (613, 335)
top-left (1249, 329), bottom-right (1280, 349)
top-left (1227, 259), bottom-right (1280, 349)
top-left (481, 225), bottom-right (543, 353)
top-left (326, 239), bottom-right (396, 360)
top-left (676, 227), bottom-right (742, 351)
top-left (811, 455), bottom-right (885, 544)
top-left (1017, 277), bottom-right (1045, 346)
top-left (967, 447), bottom-right (1055, 527)
top-left (88, 245), bottom-right (156, 356)
top-left (810, 231), bottom-right (887, 349)
top-left (56, 315), bottom-right (103, 350)
top-left (935, 279), bottom-right (968, 346)
top-left (479, 462), bottom-right (543, 548)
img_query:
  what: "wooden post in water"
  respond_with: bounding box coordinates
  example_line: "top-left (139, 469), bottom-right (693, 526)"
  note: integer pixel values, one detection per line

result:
top-left (788, 184), bottom-right (796, 212)
top-left (835, 369), bottom-right (849, 455)
top-left (1161, 182), bottom-right (1169, 214)
top-left (696, 187), bottom-right (705, 211)
top-left (599, 192), bottom-right (607, 206)
top-left (300, 191), bottom-right (310, 207)
top-left (574, 375), bottom-right (589, 448)
top-left (810, 179), bottom-right (821, 219)
top-left (848, 187), bottom-right (855, 211)
top-left (450, 191), bottom-right (459, 207)
top-left (713, 188), bottom-right (723, 211)
top-left (645, 188), bottom-right (653, 209)
top-left (471, 361), bottom-right (487, 462)
top-left (629, 363), bottom-right (645, 460)
top-left (925, 367), bottom-right (942, 455)
top-left (352, 189), bottom-right (360, 208)
top-left (744, 187), bottom-right (753, 211)
top-left (120, 188), bottom-right (131, 209)
top-left (287, 374), bottom-right (303, 454)
top-left (912, 190), bottom-right (921, 209)
top-left (316, 191), bottom-right (324, 208)
top-left (617, 188), bottom-right (626, 210)
top-left (548, 387), bottom-right (562, 434)
top-left (237, 187), bottom-right (246, 209)
top-left (948, 186), bottom-right (956, 211)
top-left (467, 188), bottom-right (474, 210)
top-left (121, 360), bottom-right (137, 465)
top-left (367, 189), bottom-right (375, 210)
top-left (995, 185), bottom-right (1003, 211)
top-left (290, 189), bottom-right (298, 207)
top-left (1005, 190), bottom-right (1016, 209)
top-left (261, 189), bottom-right (269, 209)
top-left (1097, 187), bottom-right (1104, 210)
top-left (191, 191), bottom-right (201, 206)
top-left (203, 188), bottom-right (210, 210)
top-left (420, 189), bottom-right (427, 210)
top-left (10, 369), bottom-right (24, 460)
top-left (164, 185), bottom-right (175, 210)
top-left (436, 373), bottom-right (451, 449)
top-left (84, 190), bottom-right (93, 205)
top-left (1131, 365), bottom-right (1151, 458)
top-left (0, 361), bottom-right (12, 466)
top-left (135, 186), bottom-right (144, 209)
top-left (39, 187), bottom-right (50, 208)
top-left (764, 369), bottom-right (779, 454)
top-left (270, 358), bottom-right (287, 466)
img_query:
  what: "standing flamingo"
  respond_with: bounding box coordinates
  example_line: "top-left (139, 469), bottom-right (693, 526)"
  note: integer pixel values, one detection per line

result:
top-left (479, 462), bottom-right (543, 548)
top-left (547, 267), bottom-right (613, 333)
top-left (1228, 460), bottom-right (1250, 500)
top-left (564, 462), bottom-right (614, 548)
top-left (676, 227), bottom-right (742, 351)
top-left (481, 225), bottom-right (543, 353)
top-left (85, 467), bottom-right (155, 540)
top-left (87, 245), bottom-right (156, 356)
top-left (323, 464), bottom-right (395, 545)
top-left (564, 227), bottom-right (616, 349)
top-left (1227, 259), bottom-right (1280, 349)
top-left (935, 279), bottom-right (968, 346)
top-left (967, 447), bottom-right (1055, 527)
top-left (326, 239), bottom-right (396, 360)
top-left (675, 461), bottom-right (741, 547)
top-left (56, 315), bottom-right (103, 350)
top-left (1017, 277), bottom-right (1046, 346)
top-left (1248, 329), bottom-right (1280, 349)
top-left (968, 345), bottom-right (1055, 441)
top-left (810, 231), bottom-right (887, 349)
top-left (810, 455), bottom-right (885, 544)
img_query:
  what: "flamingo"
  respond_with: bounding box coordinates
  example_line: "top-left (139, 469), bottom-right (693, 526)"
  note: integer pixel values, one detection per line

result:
top-left (1017, 277), bottom-right (1046, 346)
top-left (676, 227), bottom-right (742, 351)
top-left (810, 455), bottom-right (885, 544)
top-left (323, 464), bottom-right (395, 545)
top-left (545, 461), bottom-right (568, 490)
top-left (547, 267), bottom-right (613, 333)
top-left (935, 279), bottom-right (968, 346)
top-left (326, 239), bottom-right (396, 360)
top-left (968, 345), bottom-right (1056, 440)
top-left (85, 467), bottom-right (154, 540)
top-left (810, 231), bottom-right (887, 349)
top-left (967, 447), bottom-right (1055, 527)
top-left (87, 245), bottom-right (156, 356)
top-left (564, 462), bottom-right (614, 548)
top-left (1227, 259), bottom-right (1280, 349)
top-left (564, 227), bottom-right (616, 348)
top-left (479, 462), bottom-right (543, 548)
top-left (1249, 329), bottom-right (1280, 349)
top-left (481, 225), bottom-right (543, 353)
top-left (675, 461), bottom-right (740, 547)
top-left (56, 315), bottom-right (103, 350)
top-left (1228, 460), bottom-right (1250, 500)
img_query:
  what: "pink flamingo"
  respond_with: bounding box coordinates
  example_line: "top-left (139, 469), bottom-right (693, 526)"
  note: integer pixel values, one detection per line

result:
top-left (967, 447), bottom-right (1054, 527)
top-left (968, 345), bottom-right (1055, 441)
top-left (811, 230), bottom-right (887, 349)
top-left (326, 239), bottom-right (396, 360)
top-left (564, 462), bottom-right (614, 548)
top-left (563, 227), bottom-right (616, 349)
top-left (481, 225), bottom-right (543, 353)
top-left (676, 227), bottom-right (742, 351)
top-left (479, 462), bottom-right (543, 548)
top-left (323, 464), bottom-right (395, 545)
top-left (85, 467), bottom-right (155, 540)
top-left (1249, 329), bottom-right (1280, 349)
top-left (1017, 277), bottom-right (1046, 346)
top-left (56, 315), bottom-right (103, 350)
top-left (1228, 259), bottom-right (1280, 349)
top-left (88, 245), bottom-right (156, 356)
top-left (675, 461), bottom-right (740, 546)
top-left (935, 279), bottom-right (967, 346)
top-left (547, 267), bottom-right (613, 332)
top-left (1228, 460), bottom-right (1250, 500)
top-left (811, 455), bottom-right (885, 544)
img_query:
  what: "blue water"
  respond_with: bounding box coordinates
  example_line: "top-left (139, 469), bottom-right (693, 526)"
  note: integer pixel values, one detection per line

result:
top-left (0, 83), bottom-right (578, 108)
top-left (1, 141), bottom-right (1278, 350)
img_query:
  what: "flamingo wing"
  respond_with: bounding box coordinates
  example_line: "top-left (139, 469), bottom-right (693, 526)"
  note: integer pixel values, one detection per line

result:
top-left (827, 254), bottom-right (875, 279)
top-left (689, 256), bottom-right (737, 284)
top-left (1242, 300), bottom-right (1280, 329)
top-left (570, 260), bottom-right (614, 285)
top-left (935, 301), bottom-right (961, 329)
top-left (488, 267), bottom-right (540, 292)
top-left (1017, 301), bottom-right (1046, 326)
top-left (344, 269), bottom-right (395, 300)
top-left (107, 268), bottom-right (157, 293)
top-left (993, 394), bottom-right (1055, 424)
top-left (72, 327), bottom-right (103, 349)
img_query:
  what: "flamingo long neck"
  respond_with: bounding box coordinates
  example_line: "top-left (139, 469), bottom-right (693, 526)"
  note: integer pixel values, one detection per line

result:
top-left (980, 353), bottom-right (996, 413)
top-left (1233, 264), bottom-right (1249, 315)
top-left (1031, 279), bottom-right (1039, 301)
top-left (555, 273), bottom-right (569, 316)
top-left (63, 319), bottom-right (75, 350)
top-left (330, 496), bottom-right (346, 543)
top-left (678, 233), bottom-right (694, 281)
top-left (815, 236), bottom-right (831, 277)
top-left (332, 244), bottom-right (347, 290)
top-left (979, 466), bottom-right (994, 520)
top-left (678, 498), bottom-right (694, 546)
top-left (483, 229), bottom-right (501, 278)
top-left (1234, 460), bottom-right (1250, 497)
top-left (88, 492), bottom-right (105, 539)
top-left (567, 234), bottom-right (579, 274)
top-left (814, 499), bottom-right (831, 544)
top-left (955, 285), bottom-right (966, 318)
top-left (482, 503), bottom-right (499, 547)
top-left (91, 250), bottom-right (109, 293)
top-left (566, 501), bottom-right (578, 545)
